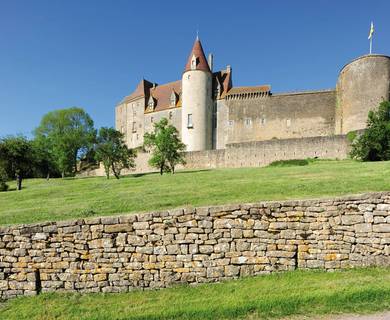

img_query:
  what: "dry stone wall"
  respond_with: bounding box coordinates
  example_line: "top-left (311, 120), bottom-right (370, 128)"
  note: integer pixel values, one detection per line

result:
top-left (1, 192), bottom-right (390, 299)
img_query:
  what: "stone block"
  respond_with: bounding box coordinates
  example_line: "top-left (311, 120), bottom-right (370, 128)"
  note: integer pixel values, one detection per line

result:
top-left (373, 224), bottom-right (390, 233)
top-left (104, 224), bottom-right (133, 233)
top-left (354, 223), bottom-right (372, 233)
top-left (199, 245), bottom-right (214, 254)
top-left (377, 204), bottom-right (390, 211)
top-left (341, 215), bottom-right (364, 225)
top-left (133, 222), bottom-right (149, 230)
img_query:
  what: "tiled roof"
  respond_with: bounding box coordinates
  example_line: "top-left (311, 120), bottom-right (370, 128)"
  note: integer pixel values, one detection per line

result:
top-left (184, 38), bottom-right (211, 73)
top-left (146, 80), bottom-right (182, 113)
top-left (122, 79), bottom-right (154, 103)
top-left (227, 85), bottom-right (271, 95)
top-left (213, 67), bottom-right (233, 99)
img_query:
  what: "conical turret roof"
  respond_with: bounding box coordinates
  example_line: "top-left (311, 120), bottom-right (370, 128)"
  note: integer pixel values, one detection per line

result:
top-left (184, 37), bottom-right (211, 73)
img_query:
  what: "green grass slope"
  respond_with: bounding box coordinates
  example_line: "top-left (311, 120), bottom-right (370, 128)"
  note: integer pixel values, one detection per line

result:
top-left (1, 268), bottom-right (389, 320)
top-left (0, 160), bottom-right (390, 225)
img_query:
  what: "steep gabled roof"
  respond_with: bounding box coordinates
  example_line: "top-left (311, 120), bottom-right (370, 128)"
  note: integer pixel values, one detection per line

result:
top-left (146, 80), bottom-right (182, 113)
top-left (213, 67), bottom-right (233, 99)
top-left (184, 38), bottom-right (211, 73)
top-left (122, 79), bottom-right (154, 103)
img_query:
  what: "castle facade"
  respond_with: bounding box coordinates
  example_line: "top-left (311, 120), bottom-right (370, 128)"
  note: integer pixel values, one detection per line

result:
top-left (115, 37), bottom-right (390, 154)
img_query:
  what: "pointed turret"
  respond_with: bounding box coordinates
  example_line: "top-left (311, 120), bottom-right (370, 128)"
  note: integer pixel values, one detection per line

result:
top-left (181, 37), bottom-right (213, 151)
top-left (184, 38), bottom-right (211, 73)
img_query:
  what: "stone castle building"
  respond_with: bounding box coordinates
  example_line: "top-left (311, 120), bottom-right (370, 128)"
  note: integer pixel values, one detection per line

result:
top-left (115, 37), bottom-right (390, 155)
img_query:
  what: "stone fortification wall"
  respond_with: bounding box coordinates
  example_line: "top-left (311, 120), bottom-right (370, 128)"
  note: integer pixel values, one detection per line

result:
top-left (78, 134), bottom-right (351, 177)
top-left (1, 192), bottom-right (390, 299)
top-left (184, 134), bottom-right (350, 170)
top-left (225, 90), bottom-right (336, 144)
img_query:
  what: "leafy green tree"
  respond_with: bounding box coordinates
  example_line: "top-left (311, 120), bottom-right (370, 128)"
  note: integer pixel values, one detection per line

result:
top-left (0, 136), bottom-right (35, 190)
top-left (143, 118), bottom-right (186, 175)
top-left (95, 127), bottom-right (136, 179)
top-left (0, 167), bottom-right (8, 192)
top-left (350, 101), bottom-right (390, 161)
top-left (34, 107), bottom-right (96, 177)
top-left (31, 138), bottom-right (60, 179)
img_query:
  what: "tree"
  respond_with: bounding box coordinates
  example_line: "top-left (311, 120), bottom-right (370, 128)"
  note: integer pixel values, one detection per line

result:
top-left (95, 127), bottom-right (136, 179)
top-left (143, 118), bottom-right (186, 175)
top-left (34, 107), bottom-right (96, 177)
top-left (350, 101), bottom-right (390, 161)
top-left (0, 167), bottom-right (8, 192)
top-left (31, 138), bottom-right (60, 179)
top-left (0, 136), bottom-right (35, 190)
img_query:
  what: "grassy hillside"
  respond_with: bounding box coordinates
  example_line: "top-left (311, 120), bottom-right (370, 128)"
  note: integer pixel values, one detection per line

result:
top-left (0, 159), bottom-right (390, 225)
top-left (1, 268), bottom-right (389, 320)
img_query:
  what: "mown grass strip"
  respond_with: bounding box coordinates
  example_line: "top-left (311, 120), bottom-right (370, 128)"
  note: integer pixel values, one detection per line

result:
top-left (1, 268), bottom-right (389, 320)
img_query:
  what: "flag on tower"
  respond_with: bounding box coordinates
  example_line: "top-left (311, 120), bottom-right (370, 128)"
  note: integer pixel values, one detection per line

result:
top-left (368, 22), bottom-right (374, 40)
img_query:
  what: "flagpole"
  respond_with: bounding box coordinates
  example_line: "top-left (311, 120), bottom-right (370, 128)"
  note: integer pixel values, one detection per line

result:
top-left (370, 37), bottom-right (372, 54)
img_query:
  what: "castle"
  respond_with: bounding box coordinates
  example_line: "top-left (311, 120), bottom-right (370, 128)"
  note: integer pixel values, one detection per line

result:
top-left (111, 37), bottom-right (390, 172)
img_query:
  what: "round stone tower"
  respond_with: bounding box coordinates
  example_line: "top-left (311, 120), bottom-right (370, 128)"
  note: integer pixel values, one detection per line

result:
top-left (336, 54), bottom-right (390, 134)
top-left (181, 37), bottom-right (213, 151)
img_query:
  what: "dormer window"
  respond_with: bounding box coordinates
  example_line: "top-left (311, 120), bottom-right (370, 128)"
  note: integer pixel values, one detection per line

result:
top-left (170, 91), bottom-right (177, 107)
top-left (191, 54), bottom-right (197, 70)
top-left (148, 96), bottom-right (155, 111)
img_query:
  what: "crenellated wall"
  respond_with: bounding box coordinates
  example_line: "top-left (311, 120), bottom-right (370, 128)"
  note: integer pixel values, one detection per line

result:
top-left (1, 192), bottom-right (389, 300)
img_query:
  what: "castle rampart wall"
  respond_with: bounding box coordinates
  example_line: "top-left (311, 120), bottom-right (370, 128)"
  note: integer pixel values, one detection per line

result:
top-left (78, 134), bottom-right (350, 177)
top-left (226, 90), bottom-right (337, 144)
top-left (1, 192), bottom-right (389, 299)
top-left (184, 134), bottom-right (350, 170)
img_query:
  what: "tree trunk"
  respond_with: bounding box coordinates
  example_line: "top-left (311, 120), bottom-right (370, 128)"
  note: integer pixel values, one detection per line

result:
top-left (104, 163), bottom-right (110, 179)
top-left (74, 151), bottom-right (78, 175)
top-left (62, 171), bottom-right (65, 179)
top-left (46, 172), bottom-right (50, 181)
top-left (171, 165), bottom-right (175, 174)
top-left (160, 165), bottom-right (163, 175)
top-left (16, 174), bottom-right (22, 191)
top-left (111, 164), bottom-right (120, 179)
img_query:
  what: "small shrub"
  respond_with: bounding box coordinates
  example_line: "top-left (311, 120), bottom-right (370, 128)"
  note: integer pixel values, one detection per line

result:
top-left (0, 180), bottom-right (8, 192)
top-left (268, 159), bottom-right (310, 167)
top-left (346, 131), bottom-right (358, 143)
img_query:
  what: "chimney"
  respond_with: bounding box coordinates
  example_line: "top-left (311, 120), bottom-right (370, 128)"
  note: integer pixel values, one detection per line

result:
top-left (208, 53), bottom-right (213, 72)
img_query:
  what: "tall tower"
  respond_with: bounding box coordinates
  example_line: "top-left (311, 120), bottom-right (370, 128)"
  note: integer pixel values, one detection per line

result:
top-left (335, 54), bottom-right (390, 134)
top-left (181, 37), bottom-right (213, 152)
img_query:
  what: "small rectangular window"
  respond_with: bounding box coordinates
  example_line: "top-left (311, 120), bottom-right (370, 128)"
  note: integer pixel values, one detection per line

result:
top-left (187, 114), bottom-right (193, 128)
top-left (286, 119), bottom-right (291, 128)
top-left (228, 120), bottom-right (234, 126)
top-left (151, 117), bottom-right (154, 123)
top-left (132, 122), bottom-right (137, 133)
top-left (245, 118), bottom-right (252, 126)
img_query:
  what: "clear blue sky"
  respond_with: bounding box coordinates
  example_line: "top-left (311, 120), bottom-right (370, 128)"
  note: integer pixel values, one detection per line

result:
top-left (1, 0), bottom-right (389, 137)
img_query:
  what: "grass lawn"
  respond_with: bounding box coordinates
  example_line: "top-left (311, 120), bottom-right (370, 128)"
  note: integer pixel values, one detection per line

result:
top-left (0, 268), bottom-right (389, 320)
top-left (0, 159), bottom-right (390, 225)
